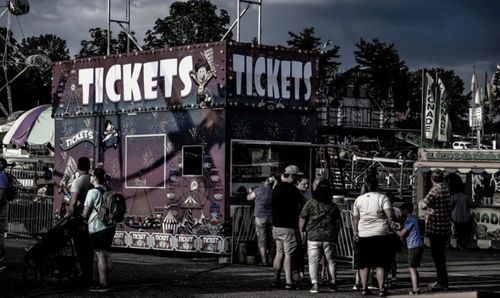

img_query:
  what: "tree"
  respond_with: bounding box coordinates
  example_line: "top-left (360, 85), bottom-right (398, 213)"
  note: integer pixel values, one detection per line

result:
top-left (13, 34), bottom-right (70, 110)
top-left (353, 38), bottom-right (410, 106)
top-left (78, 27), bottom-right (139, 58)
top-left (286, 27), bottom-right (342, 105)
top-left (143, 0), bottom-right (230, 49)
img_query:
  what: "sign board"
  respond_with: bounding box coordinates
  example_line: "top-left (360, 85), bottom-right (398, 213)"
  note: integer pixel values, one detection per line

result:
top-left (472, 207), bottom-right (500, 240)
top-left (469, 107), bottom-right (483, 127)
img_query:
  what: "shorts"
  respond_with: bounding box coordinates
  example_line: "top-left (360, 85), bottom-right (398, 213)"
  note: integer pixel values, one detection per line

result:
top-left (407, 246), bottom-right (424, 268)
top-left (272, 227), bottom-right (297, 256)
top-left (90, 227), bottom-right (116, 251)
top-left (255, 216), bottom-right (273, 249)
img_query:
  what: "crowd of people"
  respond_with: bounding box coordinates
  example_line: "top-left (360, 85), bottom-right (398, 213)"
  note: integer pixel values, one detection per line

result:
top-left (248, 165), bottom-right (457, 296)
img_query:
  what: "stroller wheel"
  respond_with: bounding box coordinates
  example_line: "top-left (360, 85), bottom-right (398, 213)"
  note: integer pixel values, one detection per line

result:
top-left (40, 260), bottom-right (62, 289)
top-left (22, 265), bottom-right (39, 283)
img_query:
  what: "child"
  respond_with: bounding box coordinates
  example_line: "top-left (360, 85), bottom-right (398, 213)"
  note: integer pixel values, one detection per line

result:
top-left (396, 203), bottom-right (424, 295)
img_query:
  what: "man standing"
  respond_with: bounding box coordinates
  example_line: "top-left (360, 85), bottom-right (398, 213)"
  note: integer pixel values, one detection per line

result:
top-left (66, 157), bottom-right (93, 217)
top-left (420, 169), bottom-right (452, 291)
top-left (247, 175), bottom-right (276, 266)
top-left (65, 156), bottom-right (94, 284)
top-left (271, 165), bottom-right (303, 289)
top-left (0, 158), bottom-right (10, 272)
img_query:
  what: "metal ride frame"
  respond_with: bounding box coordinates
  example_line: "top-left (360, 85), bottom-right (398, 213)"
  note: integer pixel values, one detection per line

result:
top-left (0, 0), bottom-right (52, 117)
top-left (106, 0), bottom-right (143, 55)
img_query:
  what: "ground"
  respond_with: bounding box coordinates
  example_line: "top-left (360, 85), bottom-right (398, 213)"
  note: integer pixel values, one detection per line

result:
top-left (1, 238), bottom-right (500, 297)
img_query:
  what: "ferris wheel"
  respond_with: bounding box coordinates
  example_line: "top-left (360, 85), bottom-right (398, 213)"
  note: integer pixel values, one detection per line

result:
top-left (0, 0), bottom-right (52, 117)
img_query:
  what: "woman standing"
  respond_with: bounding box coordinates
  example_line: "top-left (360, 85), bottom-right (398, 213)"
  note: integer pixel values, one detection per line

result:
top-left (299, 179), bottom-right (341, 293)
top-left (82, 168), bottom-right (116, 293)
top-left (352, 175), bottom-right (399, 296)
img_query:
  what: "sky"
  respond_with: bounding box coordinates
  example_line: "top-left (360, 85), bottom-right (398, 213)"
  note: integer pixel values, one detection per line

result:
top-left (6, 0), bottom-right (500, 86)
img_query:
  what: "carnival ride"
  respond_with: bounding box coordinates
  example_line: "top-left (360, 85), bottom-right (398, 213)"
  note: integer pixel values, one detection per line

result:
top-left (0, 0), bottom-right (52, 118)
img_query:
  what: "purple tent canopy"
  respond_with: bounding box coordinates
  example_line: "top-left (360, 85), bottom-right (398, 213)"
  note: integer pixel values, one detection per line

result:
top-left (3, 105), bottom-right (51, 146)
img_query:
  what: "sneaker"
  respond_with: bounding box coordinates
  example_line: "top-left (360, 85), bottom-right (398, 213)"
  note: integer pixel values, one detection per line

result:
top-left (310, 283), bottom-right (319, 293)
top-left (428, 282), bottom-right (448, 291)
top-left (409, 288), bottom-right (420, 295)
top-left (89, 285), bottom-right (111, 293)
top-left (329, 283), bottom-right (338, 292)
top-left (352, 284), bottom-right (361, 291)
top-left (368, 284), bottom-right (378, 290)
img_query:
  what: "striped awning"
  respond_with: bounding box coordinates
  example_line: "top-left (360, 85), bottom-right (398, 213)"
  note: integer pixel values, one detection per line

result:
top-left (414, 161), bottom-right (500, 174)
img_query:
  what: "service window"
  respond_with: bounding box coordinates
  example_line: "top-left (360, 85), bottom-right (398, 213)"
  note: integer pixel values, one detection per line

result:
top-left (183, 145), bottom-right (203, 176)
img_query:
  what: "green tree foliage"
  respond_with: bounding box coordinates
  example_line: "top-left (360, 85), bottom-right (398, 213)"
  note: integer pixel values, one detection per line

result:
top-left (143, 0), bottom-right (230, 49)
top-left (78, 27), bottom-right (139, 58)
top-left (286, 27), bottom-right (341, 105)
top-left (14, 34), bottom-right (70, 110)
top-left (353, 38), bottom-right (410, 109)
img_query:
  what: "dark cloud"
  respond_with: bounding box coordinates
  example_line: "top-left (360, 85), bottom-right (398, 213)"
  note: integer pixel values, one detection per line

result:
top-left (3, 0), bottom-right (499, 83)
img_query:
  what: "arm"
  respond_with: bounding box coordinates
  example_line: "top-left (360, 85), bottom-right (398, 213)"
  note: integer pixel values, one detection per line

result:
top-left (299, 217), bottom-right (306, 233)
top-left (82, 206), bottom-right (91, 219)
top-left (65, 192), bottom-right (78, 217)
top-left (384, 207), bottom-right (401, 231)
top-left (352, 215), bottom-right (360, 241)
top-left (246, 190), bottom-right (256, 201)
top-left (395, 228), bottom-right (408, 238)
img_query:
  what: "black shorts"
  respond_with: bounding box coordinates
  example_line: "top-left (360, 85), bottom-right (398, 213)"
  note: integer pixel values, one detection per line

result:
top-left (90, 227), bottom-right (116, 251)
top-left (407, 246), bottom-right (424, 268)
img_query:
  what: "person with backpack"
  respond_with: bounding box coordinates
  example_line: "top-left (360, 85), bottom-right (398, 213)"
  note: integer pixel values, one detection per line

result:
top-left (0, 158), bottom-right (11, 272)
top-left (82, 167), bottom-right (116, 293)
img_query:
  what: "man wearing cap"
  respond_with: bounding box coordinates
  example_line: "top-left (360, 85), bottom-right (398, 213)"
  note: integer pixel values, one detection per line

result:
top-left (271, 165), bottom-right (304, 289)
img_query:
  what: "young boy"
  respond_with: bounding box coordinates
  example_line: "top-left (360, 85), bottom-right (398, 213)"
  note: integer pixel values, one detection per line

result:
top-left (396, 203), bottom-right (424, 295)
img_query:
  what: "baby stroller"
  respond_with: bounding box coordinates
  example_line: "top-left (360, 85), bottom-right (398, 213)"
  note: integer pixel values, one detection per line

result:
top-left (23, 216), bottom-right (93, 288)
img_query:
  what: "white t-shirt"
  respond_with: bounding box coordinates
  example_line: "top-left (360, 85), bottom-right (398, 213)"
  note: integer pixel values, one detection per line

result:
top-left (84, 187), bottom-right (113, 234)
top-left (353, 192), bottom-right (392, 237)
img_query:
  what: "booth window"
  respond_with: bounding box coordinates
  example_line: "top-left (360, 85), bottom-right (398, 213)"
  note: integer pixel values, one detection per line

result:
top-left (183, 145), bottom-right (203, 176)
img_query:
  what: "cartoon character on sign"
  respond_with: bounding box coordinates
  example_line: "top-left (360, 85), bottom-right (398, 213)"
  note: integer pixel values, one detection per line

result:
top-left (190, 49), bottom-right (216, 108)
top-left (102, 120), bottom-right (120, 149)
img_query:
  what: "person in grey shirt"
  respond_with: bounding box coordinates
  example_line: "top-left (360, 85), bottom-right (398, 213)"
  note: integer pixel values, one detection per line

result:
top-left (247, 175), bottom-right (276, 266)
top-left (66, 157), bottom-right (93, 217)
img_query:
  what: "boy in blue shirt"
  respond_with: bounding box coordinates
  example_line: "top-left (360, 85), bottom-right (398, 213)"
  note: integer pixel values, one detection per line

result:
top-left (396, 202), bottom-right (424, 295)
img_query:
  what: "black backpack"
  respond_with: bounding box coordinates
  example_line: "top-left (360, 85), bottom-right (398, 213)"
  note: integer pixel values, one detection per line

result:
top-left (95, 188), bottom-right (127, 225)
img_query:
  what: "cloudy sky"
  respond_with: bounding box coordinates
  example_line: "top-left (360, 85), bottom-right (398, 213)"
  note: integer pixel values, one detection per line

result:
top-left (7, 0), bottom-right (500, 85)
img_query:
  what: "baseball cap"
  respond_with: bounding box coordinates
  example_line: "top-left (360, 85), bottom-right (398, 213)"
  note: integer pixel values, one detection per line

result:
top-left (284, 165), bottom-right (303, 175)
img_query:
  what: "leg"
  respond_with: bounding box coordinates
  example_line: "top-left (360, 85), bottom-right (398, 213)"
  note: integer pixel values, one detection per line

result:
top-left (359, 267), bottom-right (369, 290)
top-left (429, 234), bottom-right (449, 286)
top-left (375, 267), bottom-right (385, 291)
top-left (283, 253), bottom-right (293, 285)
top-left (272, 227), bottom-right (284, 283)
top-left (95, 250), bottom-right (110, 286)
top-left (307, 241), bottom-right (321, 285)
top-left (273, 243), bottom-right (284, 282)
top-left (282, 228), bottom-right (298, 286)
top-left (409, 267), bottom-right (419, 291)
top-left (255, 217), bottom-right (269, 264)
top-left (323, 242), bottom-right (337, 284)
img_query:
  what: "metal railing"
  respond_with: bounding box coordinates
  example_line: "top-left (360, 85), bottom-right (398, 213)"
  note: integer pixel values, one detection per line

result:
top-left (230, 205), bottom-right (354, 266)
top-left (7, 192), bottom-right (54, 237)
